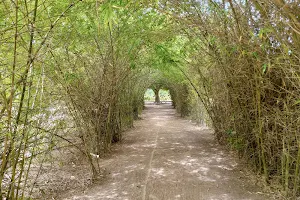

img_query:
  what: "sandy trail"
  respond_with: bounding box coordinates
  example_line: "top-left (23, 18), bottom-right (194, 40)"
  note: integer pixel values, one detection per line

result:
top-left (61, 103), bottom-right (272, 200)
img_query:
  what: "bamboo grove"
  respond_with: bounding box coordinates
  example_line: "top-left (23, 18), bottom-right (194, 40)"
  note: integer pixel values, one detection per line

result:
top-left (0, 0), bottom-right (300, 199)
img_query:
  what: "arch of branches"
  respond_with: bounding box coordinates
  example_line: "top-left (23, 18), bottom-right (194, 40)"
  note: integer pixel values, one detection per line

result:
top-left (1, 0), bottom-right (300, 198)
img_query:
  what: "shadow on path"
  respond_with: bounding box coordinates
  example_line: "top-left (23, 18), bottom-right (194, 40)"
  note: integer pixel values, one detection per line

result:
top-left (61, 104), bottom-right (272, 200)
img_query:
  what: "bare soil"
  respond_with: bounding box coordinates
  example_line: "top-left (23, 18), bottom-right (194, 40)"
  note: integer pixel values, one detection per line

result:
top-left (59, 103), bottom-right (277, 200)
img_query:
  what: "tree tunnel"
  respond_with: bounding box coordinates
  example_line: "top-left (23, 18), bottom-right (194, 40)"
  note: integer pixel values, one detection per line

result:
top-left (1, 0), bottom-right (300, 198)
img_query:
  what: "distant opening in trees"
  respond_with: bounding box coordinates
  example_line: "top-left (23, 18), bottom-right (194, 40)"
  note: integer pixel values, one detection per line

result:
top-left (144, 88), bottom-right (172, 104)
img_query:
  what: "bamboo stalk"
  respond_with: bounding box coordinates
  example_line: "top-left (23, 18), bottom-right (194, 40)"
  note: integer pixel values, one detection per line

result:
top-left (293, 143), bottom-right (300, 197)
top-left (0, 0), bottom-right (19, 198)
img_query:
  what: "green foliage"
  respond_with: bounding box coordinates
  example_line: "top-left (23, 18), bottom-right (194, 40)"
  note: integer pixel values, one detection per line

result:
top-left (144, 89), bottom-right (171, 101)
top-left (1, 0), bottom-right (300, 198)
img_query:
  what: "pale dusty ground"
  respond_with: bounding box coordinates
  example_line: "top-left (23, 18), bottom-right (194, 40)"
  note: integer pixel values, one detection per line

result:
top-left (60, 103), bottom-right (275, 200)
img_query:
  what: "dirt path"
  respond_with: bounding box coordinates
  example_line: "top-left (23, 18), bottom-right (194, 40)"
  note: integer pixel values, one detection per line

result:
top-left (61, 104), bottom-right (273, 200)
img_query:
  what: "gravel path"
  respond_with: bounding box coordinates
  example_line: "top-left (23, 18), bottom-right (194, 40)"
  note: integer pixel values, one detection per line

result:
top-left (61, 103), bottom-right (272, 200)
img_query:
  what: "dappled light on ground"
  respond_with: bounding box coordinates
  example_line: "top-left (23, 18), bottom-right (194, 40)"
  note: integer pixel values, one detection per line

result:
top-left (61, 104), bottom-right (272, 200)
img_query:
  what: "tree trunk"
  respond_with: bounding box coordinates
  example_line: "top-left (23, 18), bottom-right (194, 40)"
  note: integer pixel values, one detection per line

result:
top-left (154, 89), bottom-right (160, 104)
